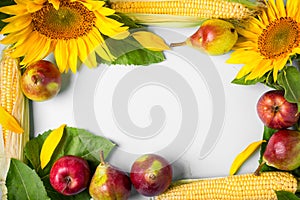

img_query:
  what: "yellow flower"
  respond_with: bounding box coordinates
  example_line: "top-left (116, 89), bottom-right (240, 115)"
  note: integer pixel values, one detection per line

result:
top-left (0, 0), bottom-right (129, 73)
top-left (227, 0), bottom-right (300, 82)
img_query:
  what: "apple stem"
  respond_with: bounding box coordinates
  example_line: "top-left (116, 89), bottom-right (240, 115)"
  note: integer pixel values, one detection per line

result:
top-left (149, 173), bottom-right (157, 180)
top-left (31, 75), bottom-right (42, 84)
top-left (61, 176), bottom-right (71, 194)
top-left (170, 41), bottom-right (187, 47)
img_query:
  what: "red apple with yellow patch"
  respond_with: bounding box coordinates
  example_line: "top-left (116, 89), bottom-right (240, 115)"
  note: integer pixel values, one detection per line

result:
top-left (130, 154), bottom-right (172, 197)
top-left (21, 60), bottom-right (62, 101)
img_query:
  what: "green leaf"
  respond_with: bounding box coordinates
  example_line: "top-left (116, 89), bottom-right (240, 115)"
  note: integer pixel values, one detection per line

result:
top-left (6, 159), bottom-right (50, 200)
top-left (23, 126), bottom-right (115, 200)
top-left (258, 126), bottom-right (277, 172)
top-left (110, 48), bottom-right (165, 65)
top-left (104, 35), bottom-right (166, 66)
top-left (231, 75), bottom-right (266, 85)
top-left (109, 13), bottom-right (142, 29)
top-left (277, 66), bottom-right (300, 112)
top-left (276, 191), bottom-right (300, 200)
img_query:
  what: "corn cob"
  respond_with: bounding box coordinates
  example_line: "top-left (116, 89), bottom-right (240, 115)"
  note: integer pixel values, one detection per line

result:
top-left (0, 48), bottom-right (29, 161)
top-left (110, 0), bottom-right (261, 25)
top-left (154, 172), bottom-right (298, 200)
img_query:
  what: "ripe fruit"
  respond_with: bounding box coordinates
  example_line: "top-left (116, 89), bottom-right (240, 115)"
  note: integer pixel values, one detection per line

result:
top-left (130, 154), bottom-right (172, 197)
top-left (263, 130), bottom-right (300, 171)
top-left (49, 155), bottom-right (91, 196)
top-left (21, 60), bottom-right (62, 101)
top-left (170, 19), bottom-right (238, 55)
top-left (89, 151), bottom-right (131, 200)
top-left (256, 90), bottom-right (299, 129)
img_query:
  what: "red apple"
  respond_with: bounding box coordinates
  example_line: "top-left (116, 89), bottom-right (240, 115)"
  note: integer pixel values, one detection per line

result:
top-left (21, 60), bottom-right (61, 101)
top-left (130, 154), bottom-right (172, 197)
top-left (49, 155), bottom-right (91, 196)
top-left (257, 90), bottom-right (299, 129)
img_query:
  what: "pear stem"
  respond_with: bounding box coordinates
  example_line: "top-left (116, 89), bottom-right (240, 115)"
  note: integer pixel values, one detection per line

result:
top-left (99, 150), bottom-right (105, 165)
top-left (253, 161), bottom-right (266, 176)
top-left (170, 41), bottom-right (187, 47)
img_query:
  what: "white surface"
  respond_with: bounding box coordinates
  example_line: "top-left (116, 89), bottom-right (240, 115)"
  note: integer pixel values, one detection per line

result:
top-left (8, 27), bottom-right (269, 199)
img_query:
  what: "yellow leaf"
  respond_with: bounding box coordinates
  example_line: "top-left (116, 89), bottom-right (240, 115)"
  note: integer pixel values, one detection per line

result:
top-left (229, 140), bottom-right (266, 175)
top-left (40, 124), bottom-right (66, 169)
top-left (131, 31), bottom-right (170, 51)
top-left (0, 105), bottom-right (23, 134)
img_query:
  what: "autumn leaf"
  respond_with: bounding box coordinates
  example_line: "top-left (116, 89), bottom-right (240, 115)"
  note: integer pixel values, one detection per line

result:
top-left (0, 105), bottom-right (23, 134)
top-left (40, 124), bottom-right (66, 169)
top-left (230, 140), bottom-right (266, 175)
top-left (132, 31), bottom-right (170, 51)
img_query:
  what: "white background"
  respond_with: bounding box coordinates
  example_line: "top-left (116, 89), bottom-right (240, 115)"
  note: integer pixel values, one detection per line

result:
top-left (0, 26), bottom-right (270, 199)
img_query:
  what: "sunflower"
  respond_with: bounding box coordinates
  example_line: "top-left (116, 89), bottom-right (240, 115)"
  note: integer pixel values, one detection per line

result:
top-left (227, 0), bottom-right (300, 82)
top-left (0, 0), bottom-right (129, 73)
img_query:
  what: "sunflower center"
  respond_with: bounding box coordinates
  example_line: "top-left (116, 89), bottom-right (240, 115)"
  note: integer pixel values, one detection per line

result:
top-left (31, 1), bottom-right (96, 40)
top-left (258, 17), bottom-right (300, 59)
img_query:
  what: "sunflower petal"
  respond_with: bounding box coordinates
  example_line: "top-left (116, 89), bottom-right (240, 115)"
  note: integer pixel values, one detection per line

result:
top-left (54, 40), bottom-right (69, 73)
top-left (81, 0), bottom-right (105, 11)
top-left (95, 13), bottom-right (128, 37)
top-left (97, 7), bottom-right (115, 16)
top-left (76, 37), bottom-right (89, 64)
top-left (89, 29), bottom-right (115, 61)
top-left (68, 39), bottom-right (78, 73)
top-left (271, 57), bottom-right (289, 81)
top-left (49, 0), bottom-right (60, 10)
top-left (237, 28), bottom-right (258, 40)
top-left (246, 59), bottom-right (273, 80)
top-left (276, 0), bottom-right (286, 17)
top-left (0, 5), bottom-right (27, 15)
top-left (11, 30), bottom-right (40, 58)
top-left (286, 0), bottom-right (299, 18)
top-left (12, 26), bottom-right (34, 49)
top-left (227, 50), bottom-right (260, 64)
top-left (293, 47), bottom-right (300, 55)
top-left (266, 0), bottom-right (278, 21)
top-left (26, 2), bottom-right (43, 13)
top-left (0, 14), bottom-right (32, 34)
top-left (81, 35), bottom-right (97, 68)
top-left (20, 35), bottom-right (51, 65)
top-left (1, 25), bottom-right (32, 45)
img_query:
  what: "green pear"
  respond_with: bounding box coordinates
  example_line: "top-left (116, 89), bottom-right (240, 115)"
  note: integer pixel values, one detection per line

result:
top-left (171, 19), bottom-right (238, 55)
top-left (89, 151), bottom-right (132, 200)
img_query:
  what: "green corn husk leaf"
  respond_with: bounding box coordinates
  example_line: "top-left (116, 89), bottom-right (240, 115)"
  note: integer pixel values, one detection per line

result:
top-left (122, 14), bottom-right (207, 27)
top-left (224, 0), bottom-right (265, 8)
